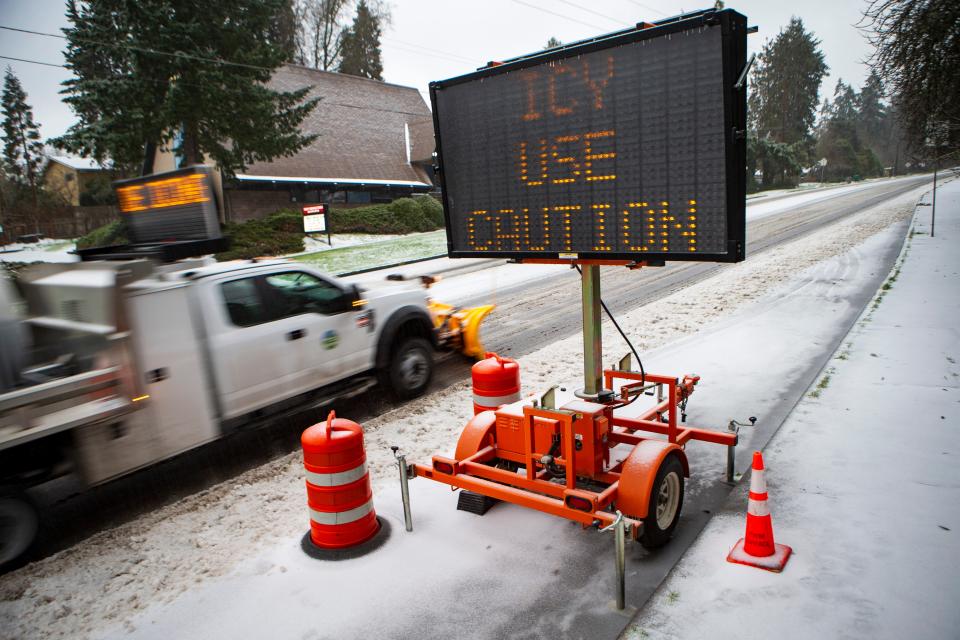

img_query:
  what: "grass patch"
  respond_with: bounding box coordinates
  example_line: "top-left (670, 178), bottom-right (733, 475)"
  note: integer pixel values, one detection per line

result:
top-left (294, 230), bottom-right (447, 275)
top-left (43, 240), bottom-right (75, 252)
top-left (667, 590), bottom-right (680, 604)
top-left (809, 368), bottom-right (835, 398)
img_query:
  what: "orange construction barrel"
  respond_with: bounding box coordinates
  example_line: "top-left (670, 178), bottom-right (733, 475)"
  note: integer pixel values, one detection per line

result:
top-left (472, 352), bottom-right (521, 415)
top-left (302, 411), bottom-right (379, 549)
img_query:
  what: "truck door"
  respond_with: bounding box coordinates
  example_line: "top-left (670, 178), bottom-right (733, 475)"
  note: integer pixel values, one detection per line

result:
top-left (259, 271), bottom-right (370, 382)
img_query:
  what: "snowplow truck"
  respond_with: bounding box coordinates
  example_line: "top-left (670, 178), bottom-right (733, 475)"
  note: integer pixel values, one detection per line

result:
top-left (0, 256), bottom-right (491, 567)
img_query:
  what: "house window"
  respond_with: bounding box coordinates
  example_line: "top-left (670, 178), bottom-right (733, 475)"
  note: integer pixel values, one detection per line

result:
top-left (347, 191), bottom-right (372, 204)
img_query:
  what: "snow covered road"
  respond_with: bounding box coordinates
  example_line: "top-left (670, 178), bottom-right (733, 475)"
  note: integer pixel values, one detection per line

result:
top-left (0, 179), bottom-right (934, 639)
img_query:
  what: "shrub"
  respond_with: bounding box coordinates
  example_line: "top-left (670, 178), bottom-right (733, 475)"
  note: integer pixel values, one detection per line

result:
top-left (217, 211), bottom-right (304, 261)
top-left (390, 197), bottom-right (434, 232)
top-left (76, 220), bottom-right (127, 249)
top-left (328, 197), bottom-right (443, 234)
top-left (416, 196), bottom-right (444, 227)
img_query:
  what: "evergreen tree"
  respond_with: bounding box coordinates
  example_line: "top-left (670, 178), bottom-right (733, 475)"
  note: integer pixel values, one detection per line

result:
top-left (748, 17), bottom-right (828, 187)
top-left (54, 0), bottom-right (320, 177)
top-left (817, 80), bottom-right (883, 180)
top-left (338, 0), bottom-right (384, 80)
top-left (863, 0), bottom-right (960, 155)
top-left (856, 70), bottom-right (886, 149)
top-left (1, 68), bottom-right (44, 205)
top-left (271, 0), bottom-right (299, 63)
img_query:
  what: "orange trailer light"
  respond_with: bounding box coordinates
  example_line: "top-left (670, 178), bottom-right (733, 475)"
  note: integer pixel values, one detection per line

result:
top-left (432, 457), bottom-right (456, 475)
top-left (564, 494), bottom-right (595, 512)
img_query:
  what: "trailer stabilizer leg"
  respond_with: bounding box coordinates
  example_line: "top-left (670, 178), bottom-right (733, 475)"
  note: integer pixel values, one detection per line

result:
top-left (391, 446), bottom-right (414, 532)
top-left (601, 510), bottom-right (631, 611)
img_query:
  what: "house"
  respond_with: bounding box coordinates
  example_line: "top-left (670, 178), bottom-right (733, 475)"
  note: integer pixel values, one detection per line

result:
top-left (43, 156), bottom-right (113, 206)
top-left (196, 65), bottom-right (437, 222)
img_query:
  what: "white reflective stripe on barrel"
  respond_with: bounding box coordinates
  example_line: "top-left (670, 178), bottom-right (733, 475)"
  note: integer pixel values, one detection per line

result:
top-left (305, 461), bottom-right (368, 487)
top-left (473, 391), bottom-right (521, 407)
top-left (309, 499), bottom-right (374, 525)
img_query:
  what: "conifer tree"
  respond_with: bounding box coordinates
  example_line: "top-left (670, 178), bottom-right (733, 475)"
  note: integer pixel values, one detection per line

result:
top-left (748, 17), bottom-right (828, 187)
top-left (54, 0), bottom-right (319, 176)
top-left (1, 68), bottom-right (44, 206)
top-left (338, 1), bottom-right (385, 80)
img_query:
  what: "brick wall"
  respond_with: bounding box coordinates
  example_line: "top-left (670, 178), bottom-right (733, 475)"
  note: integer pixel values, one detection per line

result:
top-left (224, 189), bottom-right (293, 222)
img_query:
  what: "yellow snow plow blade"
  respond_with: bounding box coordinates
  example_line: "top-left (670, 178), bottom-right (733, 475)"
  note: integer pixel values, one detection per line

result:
top-left (429, 301), bottom-right (495, 360)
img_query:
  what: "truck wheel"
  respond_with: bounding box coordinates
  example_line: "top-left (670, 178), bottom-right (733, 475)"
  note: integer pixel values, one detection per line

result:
top-left (0, 493), bottom-right (39, 568)
top-left (388, 337), bottom-right (433, 400)
top-left (639, 454), bottom-right (684, 550)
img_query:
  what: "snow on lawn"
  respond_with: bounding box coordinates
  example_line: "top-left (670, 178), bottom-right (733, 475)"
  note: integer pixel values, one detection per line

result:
top-left (0, 238), bottom-right (77, 263)
top-left (293, 230), bottom-right (446, 274)
top-left (622, 179), bottom-right (960, 640)
top-left (0, 184), bottom-right (930, 640)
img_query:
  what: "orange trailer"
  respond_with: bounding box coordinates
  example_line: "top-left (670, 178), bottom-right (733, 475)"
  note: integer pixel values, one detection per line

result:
top-left (412, 362), bottom-right (736, 548)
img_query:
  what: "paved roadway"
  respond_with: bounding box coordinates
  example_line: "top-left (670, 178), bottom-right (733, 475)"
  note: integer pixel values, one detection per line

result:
top-left (100, 176), bottom-right (933, 640)
top-left (19, 176), bottom-right (930, 573)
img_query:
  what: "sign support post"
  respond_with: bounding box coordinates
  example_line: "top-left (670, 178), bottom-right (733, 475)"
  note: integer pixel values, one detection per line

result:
top-left (578, 264), bottom-right (604, 399)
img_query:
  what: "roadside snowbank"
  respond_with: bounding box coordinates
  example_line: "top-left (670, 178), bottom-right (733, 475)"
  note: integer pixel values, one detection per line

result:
top-left (621, 179), bottom-right (960, 640)
top-left (0, 184), bottom-right (928, 639)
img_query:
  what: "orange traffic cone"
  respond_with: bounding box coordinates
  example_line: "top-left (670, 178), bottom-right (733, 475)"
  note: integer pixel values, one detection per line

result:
top-left (726, 451), bottom-right (792, 572)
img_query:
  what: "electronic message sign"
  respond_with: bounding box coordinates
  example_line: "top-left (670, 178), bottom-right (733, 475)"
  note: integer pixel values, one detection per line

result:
top-left (431, 9), bottom-right (748, 262)
top-left (114, 166), bottom-right (221, 244)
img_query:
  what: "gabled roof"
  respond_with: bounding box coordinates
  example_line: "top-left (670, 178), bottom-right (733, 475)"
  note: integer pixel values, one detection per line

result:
top-left (47, 155), bottom-right (109, 171)
top-left (236, 65), bottom-right (435, 186)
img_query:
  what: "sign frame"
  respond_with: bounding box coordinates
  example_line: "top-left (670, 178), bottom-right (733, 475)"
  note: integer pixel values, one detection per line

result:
top-left (302, 203), bottom-right (332, 245)
top-left (429, 8), bottom-right (748, 264)
top-left (113, 165), bottom-right (222, 245)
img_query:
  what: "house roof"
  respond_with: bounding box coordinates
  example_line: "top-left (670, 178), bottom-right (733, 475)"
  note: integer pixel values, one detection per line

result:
top-left (47, 155), bottom-right (108, 171)
top-left (236, 65), bottom-right (435, 186)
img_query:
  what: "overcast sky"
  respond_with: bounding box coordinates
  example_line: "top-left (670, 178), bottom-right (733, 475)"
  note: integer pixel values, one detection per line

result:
top-left (0, 0), bottom-right (876, 147)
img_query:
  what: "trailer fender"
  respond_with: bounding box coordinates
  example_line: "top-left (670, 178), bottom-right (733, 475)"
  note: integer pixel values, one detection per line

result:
top-left (454, 411), bottom-right (497, 460)
top-left (616, 440), bottom-right (689, 519)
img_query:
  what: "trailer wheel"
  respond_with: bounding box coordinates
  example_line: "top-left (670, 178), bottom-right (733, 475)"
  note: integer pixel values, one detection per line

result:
top-left (0, 493), bottom-right (39, 568)
top-left (639, 454), bottom-right (684, 549)
top-left (387, 337), bottom-right (433, 400)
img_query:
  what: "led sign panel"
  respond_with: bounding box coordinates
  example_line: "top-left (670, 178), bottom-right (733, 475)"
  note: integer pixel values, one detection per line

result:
top-left (114, 166), bottom-right (221, 244)
top-left (431, 9), bottom-right (747, 262)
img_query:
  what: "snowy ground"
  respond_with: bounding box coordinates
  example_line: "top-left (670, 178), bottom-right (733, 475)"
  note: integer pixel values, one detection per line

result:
top-left (621, 180), bottom-right (960, 640)
top-left (0, 179), bottom-right (935, 638)
top-left (0, 239), bottom-right (77, 263)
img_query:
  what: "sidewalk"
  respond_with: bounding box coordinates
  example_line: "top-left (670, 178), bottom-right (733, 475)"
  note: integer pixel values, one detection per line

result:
top-left (622, 179), bottom-right (960, 639)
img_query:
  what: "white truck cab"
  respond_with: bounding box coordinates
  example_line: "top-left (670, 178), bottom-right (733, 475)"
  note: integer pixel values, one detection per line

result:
top-left (0, 256), bottom-right (490, 567)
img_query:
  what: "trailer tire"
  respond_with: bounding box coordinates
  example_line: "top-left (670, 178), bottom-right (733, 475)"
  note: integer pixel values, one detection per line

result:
top-left (386, 337), bottom-right (433, 400)
top-left (0, 492), bottom-right (39, 569)
top-left (639, 454), bottom-right (684, 550)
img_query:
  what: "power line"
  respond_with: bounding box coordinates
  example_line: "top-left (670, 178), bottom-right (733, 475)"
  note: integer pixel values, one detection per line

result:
top-left (0, 54), bottom-right (64, 69)
top-left (0, 52), bottom-right (432, 119)
top-left (623, 0), bottom-right (669, 18)
top-left (510, 0), bottom-right (608, 31)
top-left (554, 0), bottom-right (628, 25)
top-left (0, 25), bottom-right (274, 72)
top-left (382, 37), bottom-right (484, 65)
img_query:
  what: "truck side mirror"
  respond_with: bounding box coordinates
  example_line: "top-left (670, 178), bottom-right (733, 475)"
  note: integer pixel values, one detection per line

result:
top-left (347, 284), bottom-right (367, 310)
